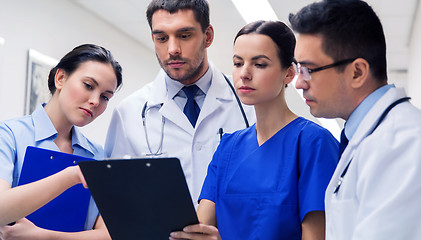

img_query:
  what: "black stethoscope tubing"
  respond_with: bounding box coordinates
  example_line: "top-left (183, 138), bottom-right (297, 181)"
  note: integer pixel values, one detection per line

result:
top-left (141, 74), bottom-right (249, 155)
top-left (333, 97), bottom-right (411, 194)
top-left (222, 75), bottom-right (250, 128)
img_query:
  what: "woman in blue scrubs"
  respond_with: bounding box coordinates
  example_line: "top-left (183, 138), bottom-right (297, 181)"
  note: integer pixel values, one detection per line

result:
top-left (170, 21), bottom-right (338, 240)
top-left (0, 44), bottom-right (122, 239)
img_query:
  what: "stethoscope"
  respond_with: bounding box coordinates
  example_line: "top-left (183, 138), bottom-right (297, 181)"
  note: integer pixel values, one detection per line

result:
top-left (141, 75), bottom-right (249, 156)
top-left (333, 96), bottom-right (410, 194)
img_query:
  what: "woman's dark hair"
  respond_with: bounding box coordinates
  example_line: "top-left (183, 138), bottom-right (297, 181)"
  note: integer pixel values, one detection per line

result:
top-left (234, 20), bottom-right (296, 69)
top-left (48, 44), bottom-right (123, 95)
top-left (146, 0), bottom-right (210, 33)
top-left (289, 0), bottom-right (387, 82)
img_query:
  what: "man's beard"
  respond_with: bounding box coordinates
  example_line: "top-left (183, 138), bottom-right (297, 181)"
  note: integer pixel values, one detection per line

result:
top-left (157, 41), bottom-right (207, 83)
top-left (157, 55), bottom-right (206, 84)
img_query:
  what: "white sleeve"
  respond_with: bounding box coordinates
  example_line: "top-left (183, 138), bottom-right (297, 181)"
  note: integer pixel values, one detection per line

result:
top-left (104, 107), bottom-right (133, 158)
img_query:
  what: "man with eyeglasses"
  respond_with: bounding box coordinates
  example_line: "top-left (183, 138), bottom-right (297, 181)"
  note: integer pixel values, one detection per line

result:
top-left (290, 0), bottom-right (421, 239)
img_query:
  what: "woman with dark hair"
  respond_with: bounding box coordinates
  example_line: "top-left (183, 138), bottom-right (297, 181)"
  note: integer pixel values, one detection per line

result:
top-left (170, 21), bottom-right (338, 240)
top-left (0, 44), bottom-right (122, 239)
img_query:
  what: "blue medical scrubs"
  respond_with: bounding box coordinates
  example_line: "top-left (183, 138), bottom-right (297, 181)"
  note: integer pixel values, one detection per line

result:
top-left (200, 117), bottom-right (338, 239)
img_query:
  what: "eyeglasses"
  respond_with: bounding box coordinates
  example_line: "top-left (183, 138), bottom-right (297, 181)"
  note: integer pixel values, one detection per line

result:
top-left (294, 58), bottom-right (357, 81)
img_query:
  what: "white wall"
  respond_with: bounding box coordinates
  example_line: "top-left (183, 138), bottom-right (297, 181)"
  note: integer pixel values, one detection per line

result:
top-left (408, 1), bottom-right (421, 109)
top-left (1, 0), bottom-right (419, 147)
top-left (0, 0), bottom-right (160, 146)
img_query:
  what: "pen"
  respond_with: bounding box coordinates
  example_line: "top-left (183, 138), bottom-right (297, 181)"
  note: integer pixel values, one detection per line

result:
top-left (218, 128), bottom-right (224, 140)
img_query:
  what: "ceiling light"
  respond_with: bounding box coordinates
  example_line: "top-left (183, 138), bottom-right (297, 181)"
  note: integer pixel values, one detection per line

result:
top-left (231, 0), bottom-right (278, 23)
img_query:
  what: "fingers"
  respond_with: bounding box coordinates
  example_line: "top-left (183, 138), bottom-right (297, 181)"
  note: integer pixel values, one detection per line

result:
top-left (170, 231), bottom-right (205, 240)
top-left (0, 224), bottom-right (10, 240)
top-left (184, 224), bottom-right (218, 235)
top-left (73, 166), bottom-right (88, 188)
top-left (170, 224), bottom-right (220, 240)
top-left (77, 166), bottom-right (88, 189)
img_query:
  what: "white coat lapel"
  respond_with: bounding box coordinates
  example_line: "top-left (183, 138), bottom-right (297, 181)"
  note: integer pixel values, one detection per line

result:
top-left (160, 97), bottom-right (194, 134)
top-left (147, 70), bottom-right (167, 106)
top-left (348, 87), bottom-right (405, 151)
top-left (335, 87), bottom-right (405, 181)
top-left (328, 88), bottom-right (407, 199)
top-left (149, 70), bottom-right (194, 133)
top-left (196, 71), bottom-right (233, 128)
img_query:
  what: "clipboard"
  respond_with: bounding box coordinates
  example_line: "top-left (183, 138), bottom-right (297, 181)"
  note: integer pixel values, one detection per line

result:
top-left (17, 146), bottom-right (93, 232)
top-left (78, 158), bottom-right (199, 240)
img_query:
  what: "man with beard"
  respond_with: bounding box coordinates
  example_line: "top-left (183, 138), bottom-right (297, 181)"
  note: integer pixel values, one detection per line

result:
top-left (105, 0), bottom-right (254, 207)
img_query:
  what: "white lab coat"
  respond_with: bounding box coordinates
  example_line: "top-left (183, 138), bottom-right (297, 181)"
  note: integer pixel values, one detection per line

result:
top-left (105, 63), bottom-right (255, 207)
top-left (325, 87), bottom-right (421, 239)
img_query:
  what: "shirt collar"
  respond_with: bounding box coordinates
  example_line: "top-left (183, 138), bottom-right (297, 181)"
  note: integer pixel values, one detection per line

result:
top-left (71, 127), bottom-right (96, 155)
top-left (33, 104), bottom-right (57, 142)
top-left (32, 103), bottom-right (95, 155)
top-left (344, 84), bottom-right (394, 140)
top-left (165, 64), bottom-right (213, 99)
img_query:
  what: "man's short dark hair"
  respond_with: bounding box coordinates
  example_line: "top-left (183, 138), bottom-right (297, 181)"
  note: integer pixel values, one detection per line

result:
top-left (289, 0), bottom-right (387, 82)
top-left (146, 0), bottom-right (210, 33)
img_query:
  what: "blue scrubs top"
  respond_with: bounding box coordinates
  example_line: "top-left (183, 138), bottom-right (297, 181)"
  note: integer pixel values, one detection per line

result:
top-left (200, 117), bottom-right (338, 239)
top-left (0, 104), bottom-right (104, 230)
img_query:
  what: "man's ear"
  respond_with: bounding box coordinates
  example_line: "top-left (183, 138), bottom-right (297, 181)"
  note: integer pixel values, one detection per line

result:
top-left (204, 24), bottom-right (214, 48)
top-left (349, 58), bottom-right (369, 89)
top-left (55, 69), bottom-right (67, 91)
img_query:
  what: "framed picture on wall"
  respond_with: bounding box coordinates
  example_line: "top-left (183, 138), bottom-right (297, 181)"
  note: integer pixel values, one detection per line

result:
top-left (25, 49), bottom-right (58, 115)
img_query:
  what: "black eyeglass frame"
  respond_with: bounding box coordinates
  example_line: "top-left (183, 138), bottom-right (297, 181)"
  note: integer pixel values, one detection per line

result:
top-left (295, 58), bottom-right (358, 81)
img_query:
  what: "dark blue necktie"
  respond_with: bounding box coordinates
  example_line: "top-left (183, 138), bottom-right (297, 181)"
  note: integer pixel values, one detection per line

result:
top-left (182, 85), bottom-right (200, 127)
top-left (338, 129), bottom-right (349, 160)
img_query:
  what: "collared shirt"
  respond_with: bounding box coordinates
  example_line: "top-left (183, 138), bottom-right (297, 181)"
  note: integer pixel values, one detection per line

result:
top-left (165, 65), bottom-right (213, 111)
top-left (344, 84), bottom-right (394, 140)
top-left (0, 104), bottom-right (104, 230)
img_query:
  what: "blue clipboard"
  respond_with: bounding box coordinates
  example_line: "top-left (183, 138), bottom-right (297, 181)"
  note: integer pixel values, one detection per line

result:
top-left (17, 146), bottom-right (93, 232)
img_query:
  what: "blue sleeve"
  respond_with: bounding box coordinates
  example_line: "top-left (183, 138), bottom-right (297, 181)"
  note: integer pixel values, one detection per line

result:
top-left (198, 140), bottom-right (223, 204)
top-left (0, 122), bottom-right (17, 184)
top-left (198, 132), bottom-right (236, 204)
top-left (298, 125), bottom-right (339, 221)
